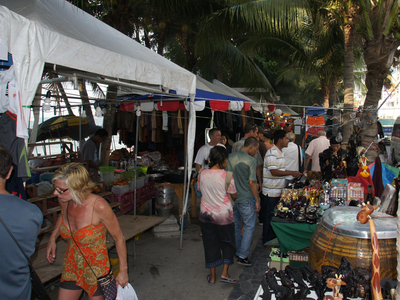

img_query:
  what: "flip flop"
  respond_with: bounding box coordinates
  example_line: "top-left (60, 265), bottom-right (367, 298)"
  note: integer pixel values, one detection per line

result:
top-left (220, 277), bottom-right (237, 284)
top-left (207, 275), bottom-right (215, 286)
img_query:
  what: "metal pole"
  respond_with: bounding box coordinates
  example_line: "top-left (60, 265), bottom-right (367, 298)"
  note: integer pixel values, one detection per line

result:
top-left (180, 108), bottom-right (189, 249)
top-left (134, 104), bottom-right (140, 216)
top-left (79, 107), bottom-right (82, 144)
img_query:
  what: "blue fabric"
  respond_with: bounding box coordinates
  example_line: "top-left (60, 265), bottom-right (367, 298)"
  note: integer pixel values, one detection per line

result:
top-left (382, 164), bottom-right (396, 187)
top-left (194, 181), bottom-right (202, 197)
top-left (120, 88), bottom-right (248, 103)
top-left (234, 199), bottom-right (257, 259)
top-left (370, 163), bottom-right (396, 188)
top-left (307, 106), bottom-right (325, 116)
top-left (0, 194), bottom-right (42, 300)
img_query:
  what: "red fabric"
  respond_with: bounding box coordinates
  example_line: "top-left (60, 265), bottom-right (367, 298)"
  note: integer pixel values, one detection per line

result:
top-left (243, 101), bottom-right (250, 111)
top-left (120, 103), bottom-right (135, 111)
top-left (267, 103), bottom-right (275, 112)
top-left (157, 101), bottom-right (185, 111)
top-left (348, 169), bottom-right (375, 199)
top-left (307, 126), bottom-right (325, 136)
top-left (210, 100), bottom-right (229, 111)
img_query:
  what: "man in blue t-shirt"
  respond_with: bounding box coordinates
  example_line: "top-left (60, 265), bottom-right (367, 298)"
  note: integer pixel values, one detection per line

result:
top-left (226, 137), bottom-right (260, 267)
top-left (81, 128), bottom-right (108, 171)
top-left (0, 145), bottom-right (43, 299)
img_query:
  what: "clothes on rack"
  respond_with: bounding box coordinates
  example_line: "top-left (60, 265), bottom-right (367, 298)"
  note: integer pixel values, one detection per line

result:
top-left (0, 66), bottom-right (28, 139)
top-left (306, 116), bottom-right (325, 136)
top-left (0, 111), bottom-right (30, 199)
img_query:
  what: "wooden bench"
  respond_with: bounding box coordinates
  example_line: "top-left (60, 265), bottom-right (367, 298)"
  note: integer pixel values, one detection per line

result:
top-left (31, 215), bottom-right (166, 284)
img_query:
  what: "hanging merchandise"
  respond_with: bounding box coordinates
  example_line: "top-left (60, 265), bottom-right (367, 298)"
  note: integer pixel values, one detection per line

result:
top-left (267, 103), bottom-right (275, 113)
top-left (0, 65), bottom-right (28, 139)
top-left (0, 111), bottom-right (30, 199)
top-left (307, 105), bottom-right (325, 116)
top-left (306, 115), bottom-right (325, 137)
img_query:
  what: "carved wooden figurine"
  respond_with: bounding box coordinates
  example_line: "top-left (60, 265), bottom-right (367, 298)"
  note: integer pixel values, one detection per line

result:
top-left (323, 274), bottom-right (346, 300)
top-left (356, 202), bottom-right (383, 300)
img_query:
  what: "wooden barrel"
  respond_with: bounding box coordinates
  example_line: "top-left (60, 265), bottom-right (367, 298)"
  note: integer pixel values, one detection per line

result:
top-left (308, 207), bottom-right (397, 280)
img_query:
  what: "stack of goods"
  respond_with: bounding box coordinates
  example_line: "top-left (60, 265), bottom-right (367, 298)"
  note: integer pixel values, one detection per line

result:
top-left (273, 187), bottom-right (321, 224)
top-left (155, 183), bottom-right (175, 217)
top-left (274, 178), bottom-right (371, 224)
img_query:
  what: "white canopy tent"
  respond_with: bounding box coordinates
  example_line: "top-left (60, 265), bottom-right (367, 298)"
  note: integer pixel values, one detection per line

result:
top-left (0, 0), bottom-right (256, 248)
top-left (0, 0), bottom-right (199, 245)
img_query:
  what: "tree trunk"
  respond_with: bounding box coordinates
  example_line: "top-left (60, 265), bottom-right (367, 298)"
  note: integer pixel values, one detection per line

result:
top-left (328, 76), bottom-right (338, 107)
top-left (321, 80), bottom-right (329, 108)
top-left (100, 85), bottom-right (117, 166)
top-left (57, 82), bottom-right (74, 116)
top-left (361, 38), bottom-right (398, 163)
top-left (342, 23), bottom-right (355, 145)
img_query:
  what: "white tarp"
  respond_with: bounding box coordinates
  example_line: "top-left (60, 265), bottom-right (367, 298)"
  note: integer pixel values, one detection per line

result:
top-left (213, 79), bottom-right (262, 112)
top-left (0, 0), bottom-right (197, 244)
top-left (0, 0), bottom-right (197, 111)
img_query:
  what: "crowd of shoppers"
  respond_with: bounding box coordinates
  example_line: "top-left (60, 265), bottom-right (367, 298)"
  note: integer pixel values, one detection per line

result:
top-left (197, 123), bottom-right (334, 284)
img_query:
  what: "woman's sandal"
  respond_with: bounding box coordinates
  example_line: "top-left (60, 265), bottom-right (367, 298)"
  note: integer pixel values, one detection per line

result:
top-left (220, 277), bottom-right (237, 284)
top-left (207, 275), bottom-right (215, 285)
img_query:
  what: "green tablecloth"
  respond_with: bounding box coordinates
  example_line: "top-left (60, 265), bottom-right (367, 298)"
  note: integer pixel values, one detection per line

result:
top-left (271, 221), bottom-right (318, 253)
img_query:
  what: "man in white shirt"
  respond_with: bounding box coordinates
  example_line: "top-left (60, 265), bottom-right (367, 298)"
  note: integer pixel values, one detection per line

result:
top-left (194, 128), bottom-right (222, 172)
top-left (261, 130), bottom-right (302, 244)
top-left (282, 132), bottom-right (303, 180)
top-left (304, 130), bottom-right (330, 172)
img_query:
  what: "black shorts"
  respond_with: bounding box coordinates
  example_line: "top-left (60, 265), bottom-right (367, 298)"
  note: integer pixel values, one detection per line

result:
top-left (60, 280), bottom-right (103, 296)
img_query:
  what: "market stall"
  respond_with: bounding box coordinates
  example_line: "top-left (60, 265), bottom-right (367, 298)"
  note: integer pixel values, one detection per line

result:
top-left (262, 120), bottom-right (399, 299)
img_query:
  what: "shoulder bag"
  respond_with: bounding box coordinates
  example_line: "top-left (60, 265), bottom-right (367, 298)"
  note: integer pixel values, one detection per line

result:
top-left (67, 202), bottom-right (117, 300)
top-left (0, 214), bottom-right (49, 299)
top-left (297, 144), bottom-right (304, 173)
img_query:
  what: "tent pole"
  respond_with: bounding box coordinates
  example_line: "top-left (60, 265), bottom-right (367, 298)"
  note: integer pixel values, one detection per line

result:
top-left (134, 104), bottom-right (140, 216)
top-left (180, 95), bottom-right (195, 249)
top-left (180, 108), bottom-right (189, 249)
top-left (79, 107), bottom-right (82, 144)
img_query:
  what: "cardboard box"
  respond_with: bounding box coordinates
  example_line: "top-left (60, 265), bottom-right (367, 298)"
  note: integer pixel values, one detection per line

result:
top-left (289, 249), bottom-right (308, 268)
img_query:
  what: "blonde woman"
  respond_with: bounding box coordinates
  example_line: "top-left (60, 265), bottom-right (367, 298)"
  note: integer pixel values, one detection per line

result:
top-left (46, 163), bottom-right (128, 300)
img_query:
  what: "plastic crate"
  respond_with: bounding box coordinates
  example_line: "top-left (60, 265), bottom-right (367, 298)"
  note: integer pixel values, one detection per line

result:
top-left (147, 181), bottom-right (156, 198)
top-left (113, 192), bottom-right (134, 214)
top-left (113, 182), bottom-right (154, 214)
top-left (269, 247), bottom-right (289, 263)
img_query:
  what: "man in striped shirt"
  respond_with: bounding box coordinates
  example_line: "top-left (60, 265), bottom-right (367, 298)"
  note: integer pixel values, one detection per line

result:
top-left (261, 130), bottom-right (302, 245)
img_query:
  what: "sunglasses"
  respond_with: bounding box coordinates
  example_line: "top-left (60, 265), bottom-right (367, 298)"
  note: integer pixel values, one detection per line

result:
top-left (54, 186), bottom-right (69, 194)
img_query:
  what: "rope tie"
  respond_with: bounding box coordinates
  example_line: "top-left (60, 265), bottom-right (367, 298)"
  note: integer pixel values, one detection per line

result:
top-left (321, 222), bottom-right (343, 267)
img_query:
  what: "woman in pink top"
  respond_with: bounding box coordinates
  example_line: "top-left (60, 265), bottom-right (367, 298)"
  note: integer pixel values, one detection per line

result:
top-left (198, 146), bottom-right (237, 285)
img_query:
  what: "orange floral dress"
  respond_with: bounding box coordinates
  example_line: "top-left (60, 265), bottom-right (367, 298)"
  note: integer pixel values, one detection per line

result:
top-left (60, 216), bottom-right (110, 296)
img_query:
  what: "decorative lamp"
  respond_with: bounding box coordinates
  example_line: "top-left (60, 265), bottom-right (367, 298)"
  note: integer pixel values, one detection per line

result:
top-left (43, 91), bottom-right (51, 112)
top-left (95, 106), bottom-right (102, 117)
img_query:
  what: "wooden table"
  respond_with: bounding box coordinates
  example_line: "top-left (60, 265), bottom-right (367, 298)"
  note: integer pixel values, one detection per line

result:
top-left (31, 215), bottom-right (166, 283)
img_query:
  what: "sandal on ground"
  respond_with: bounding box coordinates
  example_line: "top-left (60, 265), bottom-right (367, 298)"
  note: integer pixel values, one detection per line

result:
top-left (207, 275), bottom-right (215, 285)
top-left (220, 277), bottom-right (237, 284)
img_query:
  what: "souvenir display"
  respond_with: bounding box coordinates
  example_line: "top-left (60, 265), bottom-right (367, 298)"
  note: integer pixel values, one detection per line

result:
top-left (347, 182), bottom-right (364, 206)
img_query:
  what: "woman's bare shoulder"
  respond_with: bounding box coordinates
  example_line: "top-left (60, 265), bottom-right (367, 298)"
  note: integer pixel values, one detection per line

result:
top-left (92, 195), bottom-right (112, 214)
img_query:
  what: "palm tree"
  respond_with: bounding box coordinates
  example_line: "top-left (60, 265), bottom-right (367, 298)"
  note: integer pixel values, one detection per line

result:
top-left (356, 0), bottom-right (400, 162)
top-left (197, 0), bottom-right (345, 105)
